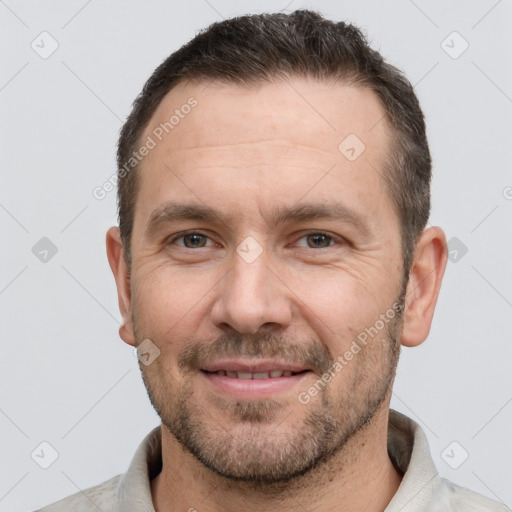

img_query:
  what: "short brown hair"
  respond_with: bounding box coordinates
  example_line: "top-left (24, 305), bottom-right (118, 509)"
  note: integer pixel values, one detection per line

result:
top-left (117, 10), bottom-right (431, 276)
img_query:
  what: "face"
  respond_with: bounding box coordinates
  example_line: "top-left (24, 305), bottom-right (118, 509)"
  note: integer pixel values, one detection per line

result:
top-left (127, 78), bottom-right (406, 483)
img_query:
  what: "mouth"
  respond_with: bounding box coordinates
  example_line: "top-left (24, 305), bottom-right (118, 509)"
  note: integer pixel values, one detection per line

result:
top-left (202, 369), bottom-right (309, 379)
top-left (200, 360), bottom-right (311, 399)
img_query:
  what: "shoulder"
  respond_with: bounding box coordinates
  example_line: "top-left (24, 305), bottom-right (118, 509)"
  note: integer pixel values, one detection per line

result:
top-left (441, 478), bottom-right (510, 512)
top-left (35, 474), bottom-right (121, 512)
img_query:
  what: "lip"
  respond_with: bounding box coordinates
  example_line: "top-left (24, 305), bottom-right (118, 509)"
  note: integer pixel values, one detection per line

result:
top-left (201, 359), bottom-right (308, 373)
top-left (200, 366), bottom-right (311, 400)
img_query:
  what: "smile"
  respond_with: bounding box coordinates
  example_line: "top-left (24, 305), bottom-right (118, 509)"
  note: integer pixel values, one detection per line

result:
top-left (203, 369), bottom-right (308, 379)
top-left (200, 362), bottom-right (311, 399)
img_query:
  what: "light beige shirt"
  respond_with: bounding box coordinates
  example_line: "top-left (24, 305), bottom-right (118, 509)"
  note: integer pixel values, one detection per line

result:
top-left (37, 410), bottom-right (510, 511)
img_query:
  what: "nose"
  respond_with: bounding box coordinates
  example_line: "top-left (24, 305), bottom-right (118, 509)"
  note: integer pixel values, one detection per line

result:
top-left (210, 248), bottom-right (292, 335)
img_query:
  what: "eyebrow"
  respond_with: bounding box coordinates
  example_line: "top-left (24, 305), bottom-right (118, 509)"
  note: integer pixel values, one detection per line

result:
top-left (145, 202), bottom-right (226, 237)
top-left (145, 200), bottom-right (373, 238)
top-left (268, 203), bottom-right (372, 235)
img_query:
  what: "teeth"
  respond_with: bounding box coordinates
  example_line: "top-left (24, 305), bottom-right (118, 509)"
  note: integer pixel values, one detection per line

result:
top-left (213, 370), bottom-right (298, 379)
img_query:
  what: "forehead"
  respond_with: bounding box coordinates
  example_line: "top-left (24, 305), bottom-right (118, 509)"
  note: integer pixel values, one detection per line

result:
top-left (135, 77), bottom-right (397, 234)
top-left (142, 77), bottom-right (391, 161)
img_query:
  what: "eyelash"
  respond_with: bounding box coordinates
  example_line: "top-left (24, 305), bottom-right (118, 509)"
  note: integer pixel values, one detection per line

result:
top-left (167, 230), bottom-right (344, 249)
top-left (167, 232), bottom-right (215, 248)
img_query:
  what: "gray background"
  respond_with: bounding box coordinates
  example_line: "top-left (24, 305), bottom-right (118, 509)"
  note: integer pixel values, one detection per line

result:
top-left (1, 1), bottom-right (511, 510)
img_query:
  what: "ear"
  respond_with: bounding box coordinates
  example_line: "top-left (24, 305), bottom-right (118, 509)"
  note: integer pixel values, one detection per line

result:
top-left (106, 227), bottom-right (136, 347)
top-left (401, 226), bottom-right (448, 347)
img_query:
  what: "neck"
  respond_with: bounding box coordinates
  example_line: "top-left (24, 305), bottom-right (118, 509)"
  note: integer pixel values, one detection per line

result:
top-left (151, 405), bottom-right (402, 512)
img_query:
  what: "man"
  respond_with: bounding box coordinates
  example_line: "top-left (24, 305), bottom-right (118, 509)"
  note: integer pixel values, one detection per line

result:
top-left (38, 10), bottom-right (509, 512)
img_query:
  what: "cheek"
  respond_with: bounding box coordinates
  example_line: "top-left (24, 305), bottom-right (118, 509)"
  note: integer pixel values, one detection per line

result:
top-left (132, 267), bottom-right (212, 341)
top-left (290, 273), bottom-right (384, 352)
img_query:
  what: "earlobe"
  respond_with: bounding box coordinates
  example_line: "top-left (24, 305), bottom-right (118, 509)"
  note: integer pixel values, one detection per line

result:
top-left (106, 227), bottom-right (136, 347)
top-left (400, 227), bottom-right (448, 348)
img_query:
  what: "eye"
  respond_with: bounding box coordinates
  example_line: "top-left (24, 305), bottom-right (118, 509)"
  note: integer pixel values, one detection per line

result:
top-left (169, 232), bottom-right (214, 248)
top-left (295, 232), bottom-right (340, 249)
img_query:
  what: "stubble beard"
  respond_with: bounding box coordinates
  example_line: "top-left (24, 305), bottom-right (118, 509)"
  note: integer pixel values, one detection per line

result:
top-left (135, 299), bottom-right (403, 487)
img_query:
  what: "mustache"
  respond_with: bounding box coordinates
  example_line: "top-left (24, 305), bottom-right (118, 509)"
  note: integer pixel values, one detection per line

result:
top-left (178, 332), bottom-right (334, 376)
